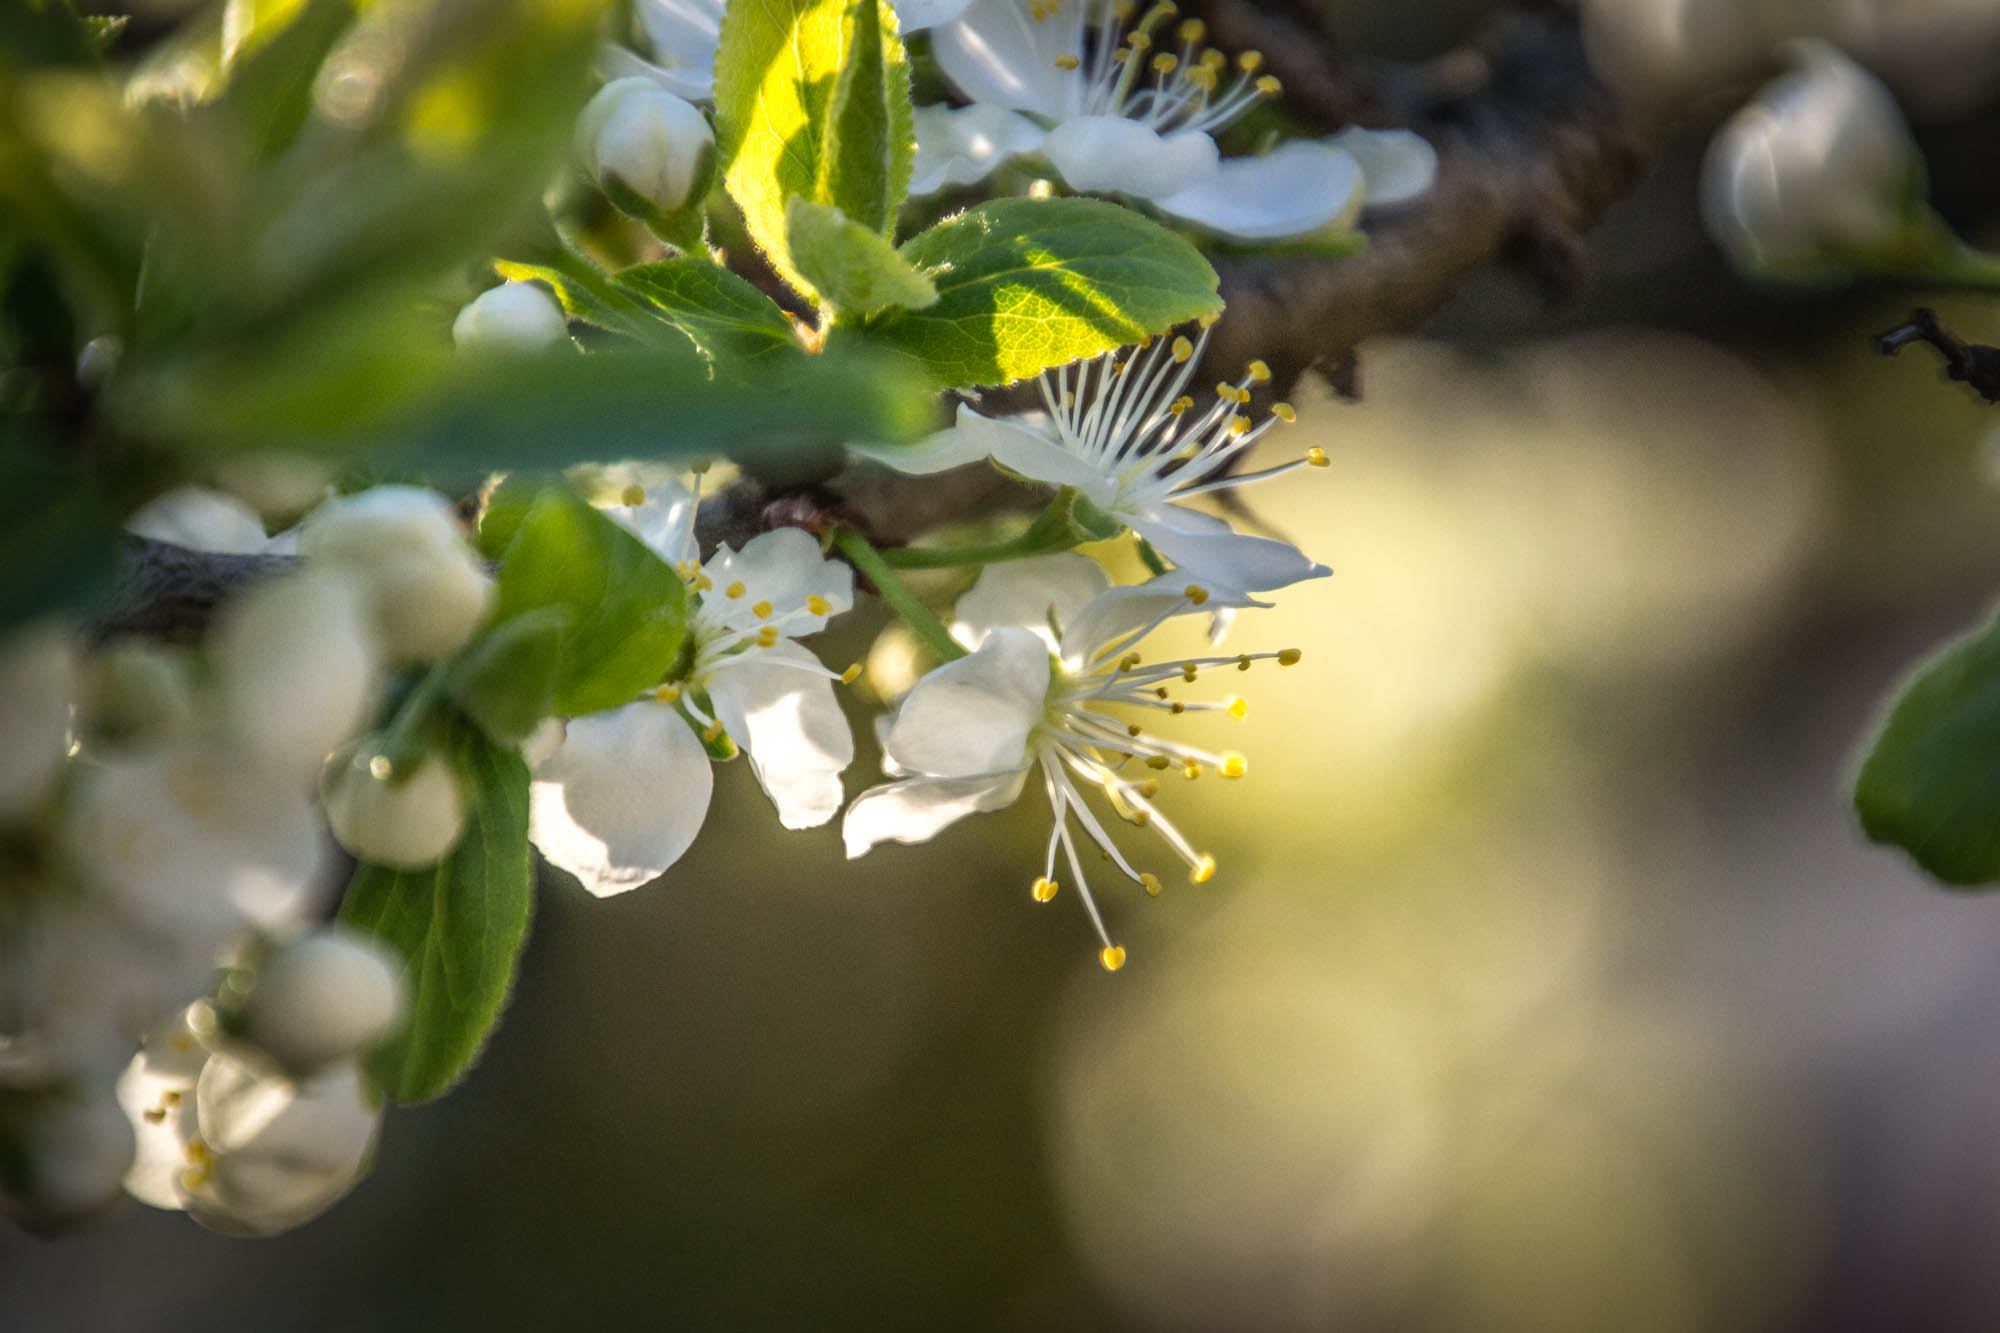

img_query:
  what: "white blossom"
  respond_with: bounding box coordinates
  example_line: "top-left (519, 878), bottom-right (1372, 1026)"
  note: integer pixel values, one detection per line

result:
top-left (451, 281), bottom-right (569, 353)
top-left (529, 479), bottom-right (855, 897)
top-left (857, 325), bottom-right (1329, 605)
top-left (844, 555), bottom-right (1298, 968)
top-left (909, 102), bottom-right (1048, 194)
top-left (118, 1007), bottom-right (380, 1237)
top-left (300, 485), bottom-right (495, 663)
top-left (209, 568), bottom-right (378, 780)
top-left (244, 928), bottom-right (406, 1074)
top-left (1701, 40), bottom-right (1924, 277)
top-left (923, 0), bottom-right (1367, 238)
top-left (575, 77), bottom-right (714, 213)
top-left (321, 744), bottom-right (468, 871)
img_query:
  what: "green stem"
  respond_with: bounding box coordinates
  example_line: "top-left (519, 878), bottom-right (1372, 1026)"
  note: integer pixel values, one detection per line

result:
top-left (878, 491), bottom-right (1084, 570)
top-left (834, 528), bottom-right (966, 662)
top-left (377, 664), bottom-right (452, 772)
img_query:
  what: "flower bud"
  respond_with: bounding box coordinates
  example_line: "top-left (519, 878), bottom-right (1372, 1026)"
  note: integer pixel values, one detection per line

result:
top-left (451, 281), bottom-right (567, 353)
top-left (125, 485), bottom-right (270, 554)
top-left (321, 742), bottom-right (467, 870)
top-left (1701, 41), bottom-right (1925, 277)
top-left (301, 485), bottom-right (494, 663)
top-left (245, 928), bottom-right (406, 1072)
top-left (211, 568), bottom-right (378, 779)
top-left (575, 77), bottom-right (714, 214)
top-left (76, 639), bottom-right (197, 746)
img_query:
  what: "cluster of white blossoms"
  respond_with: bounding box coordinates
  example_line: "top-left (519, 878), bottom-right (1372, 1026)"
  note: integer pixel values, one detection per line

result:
top-left (578, 0), bottom-right (1435, 241)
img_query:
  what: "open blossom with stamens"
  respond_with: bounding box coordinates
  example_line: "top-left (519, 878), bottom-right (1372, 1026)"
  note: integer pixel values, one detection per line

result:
top-left (920, 0), bottom-right (1380, 238)
top-left (528, 478), bottom-right (855, 898)
top-left (844, 554), bottom-right (1299, 969)
top-left (857, 323), bottom-right (1329, 605)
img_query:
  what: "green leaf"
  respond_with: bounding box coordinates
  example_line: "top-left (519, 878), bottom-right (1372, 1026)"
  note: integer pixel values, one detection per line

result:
top-left (713, 0), bottom-right (911, 304)
top-left (340, 726), bottom-right (533, 1104)
top-left (447, 607), bottom-right (569, 744)
top-left (0, 436), bottom-right (122, 632)
top-left (786, 197), bottom-right (935, 323)
top-left (868, 197), bottom-right (1223, 388)
top-left (613, 258), bottom-right (800, 361)
top-left (216, 0), bottom-right (357, 165)
top-left (476, 470), bottom-right (546, 561)
top-left (492, 258), bottom-right (664, 344)
top-left (1855, 610), bottom-right (2000, 885)
top-left (822, 0), bottom-right (912, 235)
top-left (492, 484), bottom-right (687, 716)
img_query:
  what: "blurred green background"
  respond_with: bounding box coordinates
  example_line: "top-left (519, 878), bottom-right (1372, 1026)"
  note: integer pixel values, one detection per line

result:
top-left (12, 2), bottom-right (2000, 1329)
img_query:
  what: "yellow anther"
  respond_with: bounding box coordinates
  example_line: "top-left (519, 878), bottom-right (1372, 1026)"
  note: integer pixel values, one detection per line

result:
top-left (1215, 380), bottom-right (1234, 398)
top-left (1142, 872), bottom-right (1163, 897)
top-left (1127, 31), bottom-right (1152, 52)
top-left (1182, 666), bottom-right (1199, 684)
top-left (169, 1034), bottom-right (194, 1052)
top-left (1172, 335), bottom-right (1193, 363)
top-left (1237, 653), bottom-right (1253, 671)
top-left (725, 581), bottom-right (746, 599)
top-left (1127, 723), bottom-right (1143, 737)
top-left (1139, 779), bottom-right (1160, 798)
top-left (841, 662), bottom-right (863, 685)
top-left (1032, 875), bottom-right (1059, 902)
top-left (1306, 446), bottom-right (1329, 467)
top-left (1200, 48), bottom-right (1226, 70)
top-left (1146, 755), bottom-right (1172, 770)
top-left (688, 458), bottom-right (712, 475)
top-left (1273, 402), bottom-right (1297, 423)
top-left (181, 1169), bottom-right (211, 1191)
top-left (807, 594), bottom-right (833, 616)
top-left (1182, 759), bottom-right (1201, 780)
top-left (1238, 50), bottom-right (1264, 72)
top-left (1112, 46), bottom-right (1130, 63)
top-left (1191, 854), bottom-right (1217, 884)
top-left (1178, 17), bottom-right (1205, 42)
top-left (162, 1090), bottom-right (181, 1106)
top-left (1247, 359), bottom-right (1271, 383)
top-left (1118, 651), bottom-right (1142, 671)
top-left (1228, 415), bottom-right (1252, 436)
top-left (654, 682), bottom-right (682, 704)
top-left (1113, 359), bottom-right (1131, 376)
top-left (1198, 312), bottom-right (1220, 329)
top-left (1187, 64), bottom-right (1217, 91)
top-left (1170, 395), bottom-right (1194, 415)
top-left (694, 572), bottom-right (714, 592)
top-left (1113, 0), bottom-right (1135, 17)
top-left (1129, 809), bottom-right (1152, 828)
top-left (756, 625), bottom-right (780, 647)
top-left (1154, 686), bottom-right (1170, 699)
top-left (621, 484), bottom-right (646, 507)
top-left (1184, 584), bottom-right (1209, 605)
top-left (1055, 53), bottom-right (1081, 70)
top-left (143, 1106), bottom-right (167, 1124)
top-left (1152, 52), bottom-right (1179, 74)
top-left (1256, 74), bottom-right (1283, 95)
top-left (185, 1140), bottom-right (212, 1166)
top-left (1139, 335), bottom-right (1154, 349)
top-left (1220, 753), bottom-right (1247, 779)
top-left (1226, 695), bottom-right (1248, 721)
top-left (1170, 701), bottom-right (1186, 714)
top-left (1277, 648), bottom-right (1303, 666)
top-left (1100, 945), bottom-right (1127, 972)
top-left (752, 600), bottom-right (773, 620)
top-left (368, 754), bottom-right (393, 781)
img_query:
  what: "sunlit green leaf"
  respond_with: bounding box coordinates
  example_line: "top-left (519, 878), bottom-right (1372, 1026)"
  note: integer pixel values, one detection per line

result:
top-left (613, 258), bottom-right (801, 361)
top-left (787, 197), bottom-right (935, 323)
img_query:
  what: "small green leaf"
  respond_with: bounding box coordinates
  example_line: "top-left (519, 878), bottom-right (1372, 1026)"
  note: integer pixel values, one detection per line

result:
top-left (215, 0), bottom-right (357, 165)
top-left (448, 607), bottom-right (569, 744)
top-left (492, 258), bottom-right (664, 344)
top-left (822, 0), bottom-right (912, 235)
top-left (870, 197), bottom-right (1223, 388)
top-left (713, 0), bottom-right (910, 304)
top-left (340, 726), bottom-right (533, 1104)
top-left (613, 258), bottom-right (800, 361)
top-left (1855, 610), bottom-right (2000, 886)
top-left (787, 197), bottom-right (936, 322)
top-left (493, 484), bottom-right (687, 716)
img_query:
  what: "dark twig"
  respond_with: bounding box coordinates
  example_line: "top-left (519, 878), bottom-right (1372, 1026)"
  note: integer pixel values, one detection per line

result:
top-left (1876, 308), bottom-right (2000, 404)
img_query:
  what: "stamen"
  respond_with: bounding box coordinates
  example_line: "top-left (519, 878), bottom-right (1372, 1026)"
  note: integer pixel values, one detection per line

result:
top-left (1247, 360), bottom-right (1271, 382)
top-left (654, 682), bottom-right (681, 704)
top-left (1226, 696), bottom-right (1248, 720)
top-left (1033, 875), bottom-right (1059, 902)
top-left (724, 580), bottom-right (745, 599)
top-left (1184, 584), bottom-right (1209, 605)
top-left (1191, 854), bottom-right (1217, 883)
top-left (1273, 403), bottom-right (1297, 423)
top-left (621, 484), bottom-right (646, 507)
top-left (840, 663), bottom-right (862, 685)
top-left (1055, 53), bottom-right (1081, 70)
top-left (1100, 945), bottom-right (1127, 972)
top-left (1306, 446), bottom-right (1328, 467)
top-left (807, 594), bottom-right (833, 616)
top-left (1220, 754), bottom-right (1247, 779)
top-left (1142, 872), bottom-right (1163, 896)
top-left (1277, 648), bottom-right (1302, 666)
top-left (756, 625), bottom-right (779, 647)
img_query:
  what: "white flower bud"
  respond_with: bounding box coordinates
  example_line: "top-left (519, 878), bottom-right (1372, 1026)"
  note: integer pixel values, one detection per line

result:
top-left (301, 485), bottom-right (494, 663)
top-left (576, 77), bottom-right (714, 213)
top-left (187, 1055), bottom-right (378, 1237)
top-left (321, 743), bottom-right (467, 870)
top-left (1701, 41), bottom-right (1924, 276)
top-left (76, 639), bottom-right (197, 745)
top-left (245, 928), bottom-right (406, 1072)
top-left (125, 485), bottom-right (270, 554)
top-left (211, 568), bottom-right (378, 779)
top-left (451, 281), bottom-right (567, 353)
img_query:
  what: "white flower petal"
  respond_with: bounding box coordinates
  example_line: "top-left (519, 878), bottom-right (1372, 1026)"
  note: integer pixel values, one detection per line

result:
top-left (849, 423), bottom-right (994, 476)
top-left (705, 527), bottom-right (853, 634)
top-left (596, 42), bottom-right (714, 102)
top-left (189, 1054), bottom-right (378, 1237)
top-left (1152, 139), bottom-right (1365, 240)
top-left (880, 626), bottom-right (1049, 777)
top-left (126, 486), bottom-right (269, 554)
top-left (953, 552), bottom-right (1109, 652)
top-left (633, 0), bottom-right (723, 101)
top-left (1056, 574), bottom-right (1260, 666)
top-left (956, 404), bottom-right (1117, 499)
top-left (842, 769), bottom-right (1030, 857)
top-left (1329, 126), bottom-right (1438, 208)
top-left (708, 641), bottom-right (853, 830)
top-left (932, 0), bottom-right (1080, 119)
top-left (909, 102), bottom-right (1046, 193)
top-left (529, 701), bottom-right (713, 897)
top-left (1043, 116), bottom-right (1219, 201)
top-left (892, 0), bottom-right (976, 29)
top-left (1127, 504), bottom-right (1330, 594)
top-left (601, 475), bottom-right (699, 564)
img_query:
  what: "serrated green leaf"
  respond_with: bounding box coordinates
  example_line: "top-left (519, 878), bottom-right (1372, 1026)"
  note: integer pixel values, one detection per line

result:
top-left (823, 0), bottom-right (912, 235)
top-left (1855, 610), bottom-right (2000, 886)
top-left (869, 197), bottom-right (1222, 388)
top-left (713, 0), bottom-right (910, 304)
top-left (493, 258), bottom-right (665, 344)
top-left (339, 727), bottom-right (533, 1104)
top-left (613, 258), bottom-right (800, 361)
top-left (786, 197), bottom-right (935, 322)
top-left (448, 607), bottom-right (569, 744)
top-left (493, 484), bottom-right (687, 716)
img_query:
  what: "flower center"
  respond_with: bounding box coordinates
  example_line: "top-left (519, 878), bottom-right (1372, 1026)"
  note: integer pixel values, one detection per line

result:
top-left (1046, 0), bottom-right (1282, 135)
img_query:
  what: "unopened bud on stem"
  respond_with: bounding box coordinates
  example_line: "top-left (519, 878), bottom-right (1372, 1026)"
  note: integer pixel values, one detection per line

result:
top-left (575, 77), bottom-right (715, 217)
